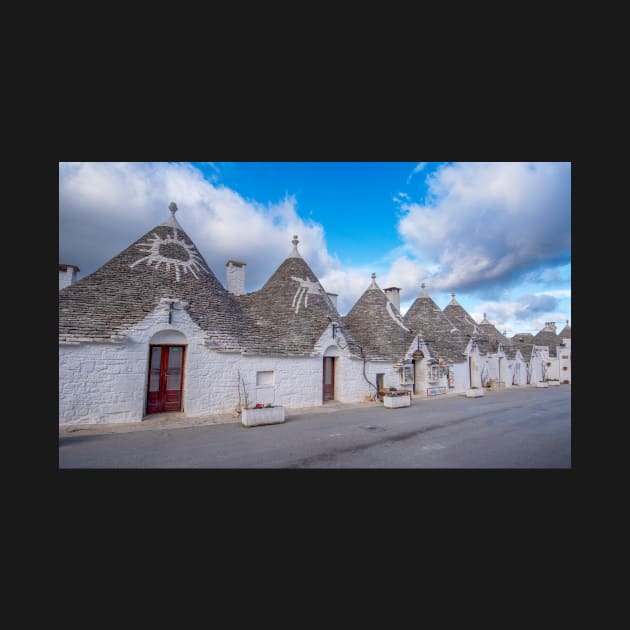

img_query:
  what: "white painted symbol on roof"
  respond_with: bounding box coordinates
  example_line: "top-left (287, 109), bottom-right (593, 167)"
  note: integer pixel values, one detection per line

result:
top-left (130, 229), bottom-right (208, 282)
top-left (291, 276), bottom-right (322, 313)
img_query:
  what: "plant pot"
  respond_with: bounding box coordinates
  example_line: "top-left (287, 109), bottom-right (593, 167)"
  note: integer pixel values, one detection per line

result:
top-left (465, 388), bottom-right (485, 398)
top-left (242, 406), bottom-right (286, 427)
top-left (383, 394), bottom-right (411, 408)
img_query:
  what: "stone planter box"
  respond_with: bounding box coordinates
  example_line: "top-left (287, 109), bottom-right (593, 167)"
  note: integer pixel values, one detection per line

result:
top-left (465, 388), bottom-right (485, 398)
top-left (383, 394), bottom-right (411, 408)
top-left (536, 381), bottom-right (549, 388)
top-left (242, 406), bottom-right (286, 427)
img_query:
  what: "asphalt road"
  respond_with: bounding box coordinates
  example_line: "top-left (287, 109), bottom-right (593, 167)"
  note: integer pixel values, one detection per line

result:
top-left (58, 386), bottom-right (571, 468)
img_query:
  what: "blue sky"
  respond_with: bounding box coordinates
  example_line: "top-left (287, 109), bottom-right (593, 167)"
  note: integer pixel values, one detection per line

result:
top-left (59, 162), bottom-right (571, 335)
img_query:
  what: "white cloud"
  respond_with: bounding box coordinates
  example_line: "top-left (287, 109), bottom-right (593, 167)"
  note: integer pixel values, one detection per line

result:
top-left (397, 162), bottom-right (571, 292)
top-left (533, 289), bottom-right (571, 299)
top-left (470, 294), bottom-right (570, 336)
top-left (407, 162), bottom-right (427, 183)
top-left (59, 162), bottom-right (338, 292)
top-left (318, 256), bottom-right (426, 315)
top-left (59, 162), bottom-right (571, 333)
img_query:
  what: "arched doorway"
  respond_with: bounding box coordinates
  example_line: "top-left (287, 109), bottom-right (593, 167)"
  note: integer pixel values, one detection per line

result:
top-left (146, 330), bottom-right (187, 414)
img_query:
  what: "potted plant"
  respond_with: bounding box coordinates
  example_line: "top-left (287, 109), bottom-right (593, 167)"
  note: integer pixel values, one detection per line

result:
top-left (241, 402), bottom-right (286, 427)
top-left (383, 388), bottom-right (411, 409)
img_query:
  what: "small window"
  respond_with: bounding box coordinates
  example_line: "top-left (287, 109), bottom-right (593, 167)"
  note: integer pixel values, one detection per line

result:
top-left (256, 371), bottom-right (274, 386)
top-left (400, 364), bottom-right (414, 384)
top-left (429, 364), bottom-right (440, 382)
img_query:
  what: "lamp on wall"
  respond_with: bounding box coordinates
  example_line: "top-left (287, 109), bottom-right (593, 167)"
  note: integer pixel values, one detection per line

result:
top-left (328, 318), bottom-right (351, 339)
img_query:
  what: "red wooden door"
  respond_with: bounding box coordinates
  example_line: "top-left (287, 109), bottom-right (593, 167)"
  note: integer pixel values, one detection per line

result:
top-left (323, 356), bottom-right (335, 402)
top-left (146, 345), bottom-right (185, 414)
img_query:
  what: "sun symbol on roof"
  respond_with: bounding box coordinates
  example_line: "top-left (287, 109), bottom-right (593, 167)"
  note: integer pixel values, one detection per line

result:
top-left (129, 228), bottom-right (208, 282)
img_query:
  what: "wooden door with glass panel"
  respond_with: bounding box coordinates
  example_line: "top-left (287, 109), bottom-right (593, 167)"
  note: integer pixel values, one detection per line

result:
top-left (323, 356), bottom-right (335, 402)
top-left (146, 345), bottom-right (185, 414)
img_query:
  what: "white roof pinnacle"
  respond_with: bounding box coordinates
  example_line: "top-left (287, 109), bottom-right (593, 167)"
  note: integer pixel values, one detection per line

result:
top-left (160, 201), bottom-right (184, 229)
top-left (288, 234), bottom-right (302, 258)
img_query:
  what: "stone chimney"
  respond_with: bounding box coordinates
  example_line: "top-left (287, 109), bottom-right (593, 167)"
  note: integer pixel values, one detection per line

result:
top-left (384, 286), bottom-right (401, 311)
top-left (327, 293), bottom-right (338, 309)
top-left (543, 321), bottom-right (557, 332)
top-left (226, 260), bottom-right (246, 295)
top-left (59, 264), bottom-right (79, 290)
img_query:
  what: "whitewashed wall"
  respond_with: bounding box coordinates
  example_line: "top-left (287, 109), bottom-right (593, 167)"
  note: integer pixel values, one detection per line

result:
top-left (60, 300), bottom-right (210, 424)
top-left (484, 355), bottom-right (500, 382)
top-left (558, 339), bottom-right (571, 384)
top-left (230, 354), bottom-right (324, 411)
top-left (512, 357), bottom-right (528, 386)
top-left (502, 361), bottom-right (514, 387)
top-left (528, 349), bottom-right (545, 384)
top-left (60, 313), bottom-right (377, 425)
top-left (544, 357), bottom-right (560, 381)
top-left (451, 362), bottom-right (469, 393)
top-left (59, 341), bottom-right (150, 424)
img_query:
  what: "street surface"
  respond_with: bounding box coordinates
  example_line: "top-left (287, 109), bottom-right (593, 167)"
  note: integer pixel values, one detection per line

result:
top-left (59, 386), bottom-right (571, 468)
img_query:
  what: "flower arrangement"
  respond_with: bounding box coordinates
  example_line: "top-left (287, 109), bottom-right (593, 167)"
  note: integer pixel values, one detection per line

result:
top-left (253, 403), bottom-right (274, 408)
top-left (384, 389), bottom-right (410, 397)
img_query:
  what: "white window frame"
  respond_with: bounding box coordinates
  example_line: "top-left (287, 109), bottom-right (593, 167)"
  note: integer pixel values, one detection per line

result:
top-left (256, 371), bottom-right (274, 386)
top-left (400, 364), bottom-right (414, 385)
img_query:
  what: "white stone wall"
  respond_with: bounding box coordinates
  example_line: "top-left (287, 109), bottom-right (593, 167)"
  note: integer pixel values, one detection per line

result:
top-left (544, 357), bottom-right (560, 381)
top-left (502, 361), bottom-right (514, 387)
top-left (59, 341), bottom-right (150, 424)
top-left (344, 359), bottom-right (403, 401)
top-left (451, 362), bottom-right (469, 393)
top-left (469, 348), bottom-right (482, 388)
top-left (558, 339), bottom-right (571, 384)
top-left (511, 357), bottom-right (527, 386)
top-left (59, 300), bottom-right (210, 425)
top-left (64, 304), bottom-right (545, 426)
top-left (528, 349), bottom-right (545, 384)
top-left (233, 354), bottom-right (324, 411)
top-left (60, 310), bottom-right (373, 425)
top-left (485, 355), bottom-right (500, 382)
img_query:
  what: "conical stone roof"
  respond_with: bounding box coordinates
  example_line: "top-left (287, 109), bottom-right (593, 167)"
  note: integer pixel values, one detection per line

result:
top-left (478, 313), bottom-right (510, 353)
top-left (343, 274), bottom-right (415, 361)
top-left (510, 333), bottom-right (535, 360)
top-left (403, 286), bottom-right (469, 363)
top-left (443, 295), bottom-right (500, 354)
top-left (532, 323), bottom-right (560, 357)
top-left (59, 204), bottom-right (248, 349)
top-left (238, 236), bottom-right (359, 356)
top-left (443, 293), bottom-right (481, 338)
top-left (558, 321), bottom-right (571, 339)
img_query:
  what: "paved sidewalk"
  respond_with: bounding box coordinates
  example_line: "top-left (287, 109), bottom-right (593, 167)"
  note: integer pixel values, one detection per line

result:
top-left (58, 399), bottom-right (382, 437)
top-left (57, 392), bottom-right (467, 437)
